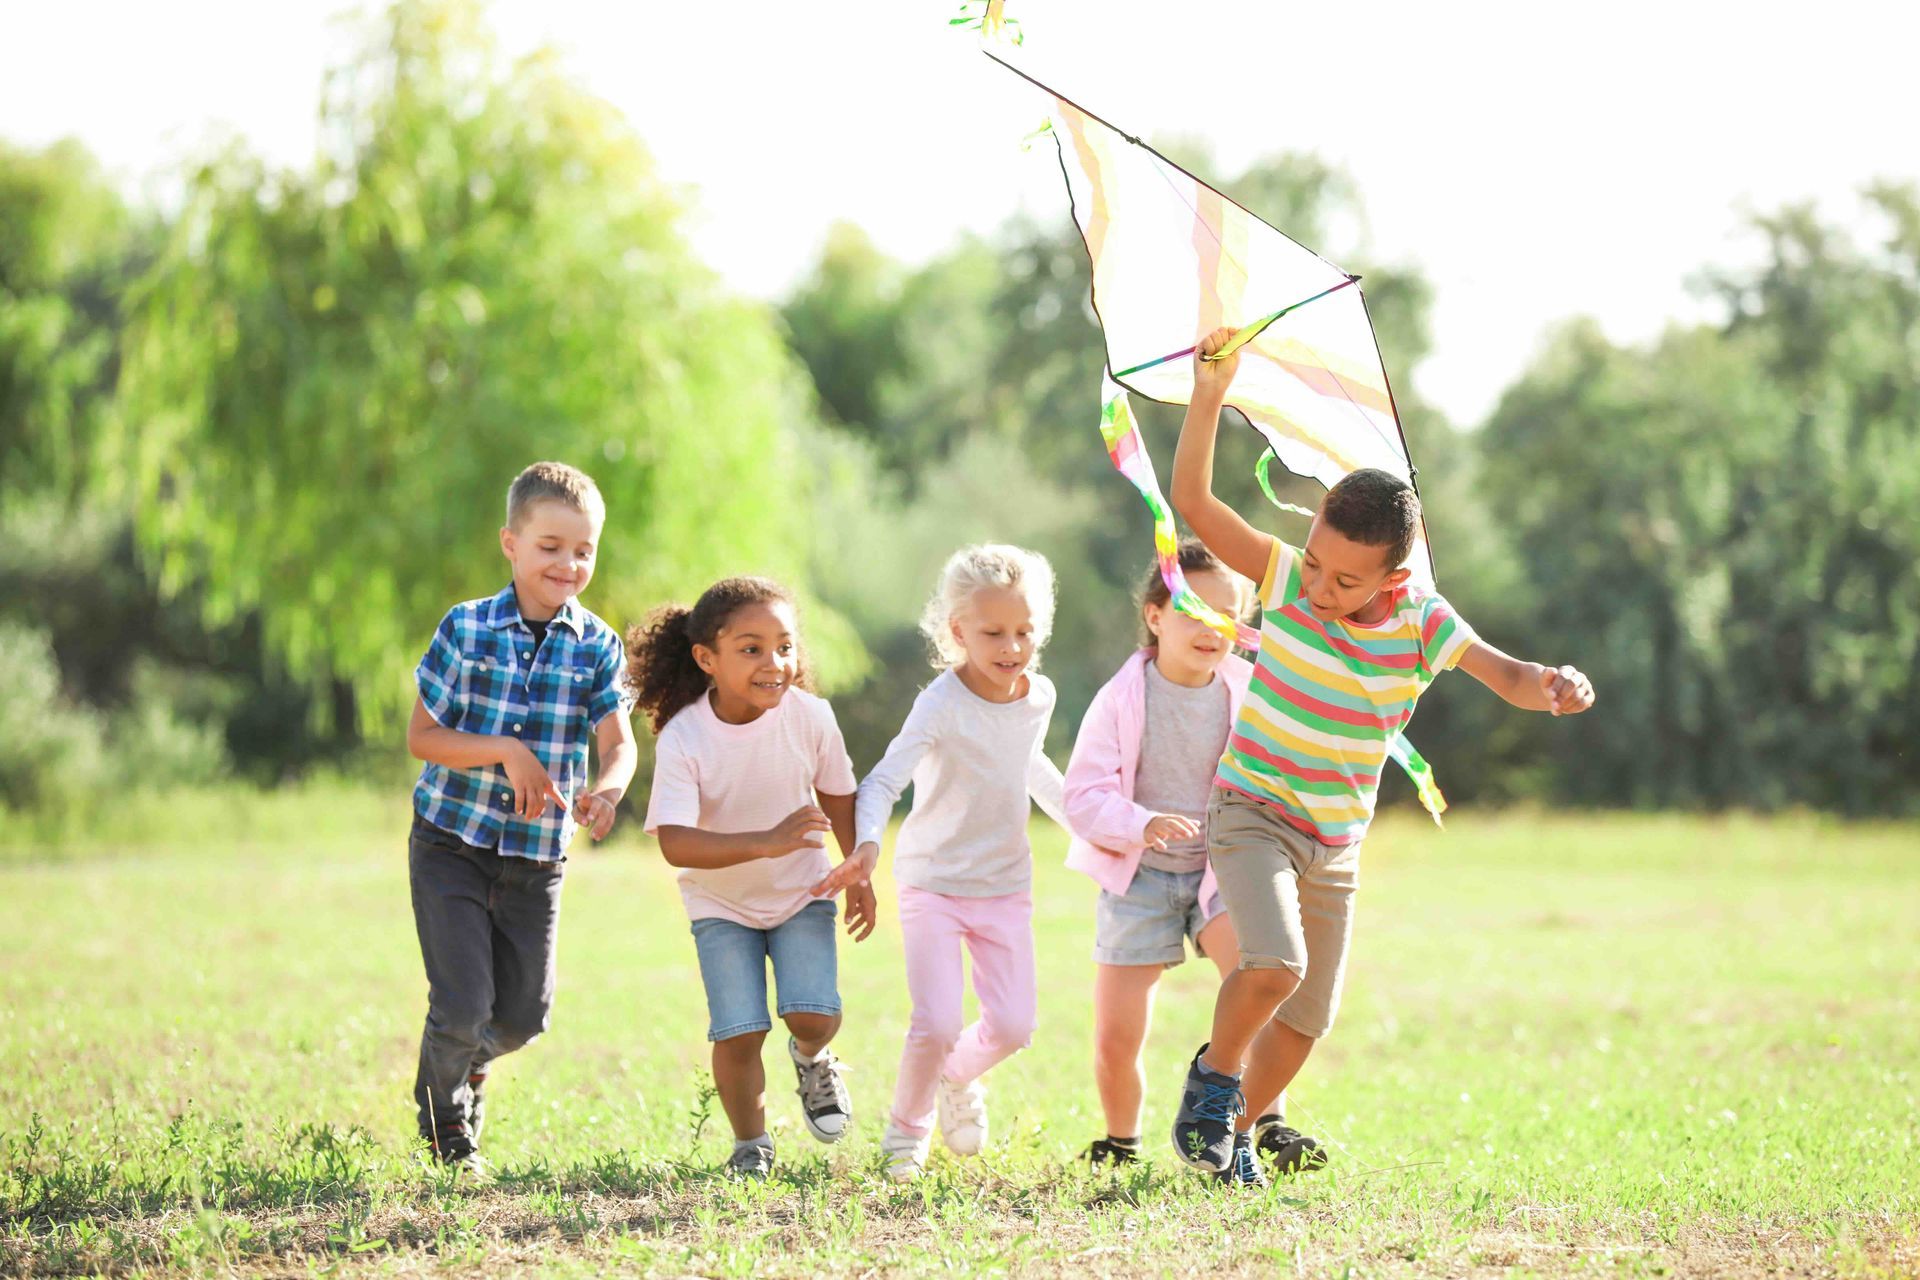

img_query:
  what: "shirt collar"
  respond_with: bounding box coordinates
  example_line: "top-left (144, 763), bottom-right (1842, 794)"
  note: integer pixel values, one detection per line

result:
top-left (485, 584), bottom-right (583, 637)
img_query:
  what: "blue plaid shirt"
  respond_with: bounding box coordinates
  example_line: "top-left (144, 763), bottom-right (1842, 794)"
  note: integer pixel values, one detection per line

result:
top-left (413, 585), bottom-right (630, 862)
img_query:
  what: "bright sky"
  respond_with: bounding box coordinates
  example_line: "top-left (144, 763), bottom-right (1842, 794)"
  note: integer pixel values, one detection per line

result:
top-left (4, 0), bottom-right (1915, 425)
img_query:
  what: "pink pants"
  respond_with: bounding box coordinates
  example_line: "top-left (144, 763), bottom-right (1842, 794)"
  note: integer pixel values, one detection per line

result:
top-left (889, 885), bottom-right (1038, 1137)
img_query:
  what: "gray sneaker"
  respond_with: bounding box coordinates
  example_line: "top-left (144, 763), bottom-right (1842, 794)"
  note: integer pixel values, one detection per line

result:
top-left (792, 1040), bottom-right (852, 1143)
top-left (1170, 1044), bottom-right (1244, 1172)
top-left (726, 1140), bottom-right (776, 1180)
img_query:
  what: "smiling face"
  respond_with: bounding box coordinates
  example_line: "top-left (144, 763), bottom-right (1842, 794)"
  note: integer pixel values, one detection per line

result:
top-left (499, 499), bottom-right (600, 620)
top-left (1145, 568), bottom-right (1242, 686)
top-left (949, 584), bottom-right (1039, 700)
top-left (693, 600), bottom-right (801, 723)
top-left (1300, 514), bottom-right (1411, 624)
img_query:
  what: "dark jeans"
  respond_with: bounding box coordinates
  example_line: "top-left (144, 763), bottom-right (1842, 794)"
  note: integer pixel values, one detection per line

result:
top-left (408, 813), bottom-right (565, 1142)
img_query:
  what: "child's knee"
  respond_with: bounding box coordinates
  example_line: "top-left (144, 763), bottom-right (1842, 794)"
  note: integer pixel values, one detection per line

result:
top-left (1094, 1024), bottom-right (1144, 1068)
top-left (984, 1009), bottom-right (1037, 1052)
top-left (907, 1012), bottom-right (964, 1052)
top-left (1242, 962), bottom-right (1303, 1002)
top-left (782, 1009), bottom-right (839, 1045)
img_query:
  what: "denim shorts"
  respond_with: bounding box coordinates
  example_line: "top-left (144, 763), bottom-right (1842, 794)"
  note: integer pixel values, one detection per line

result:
top-left (689, 898), bottom-right (841, 1042)
top-left (1092, 865), bottom-right (1226, 968)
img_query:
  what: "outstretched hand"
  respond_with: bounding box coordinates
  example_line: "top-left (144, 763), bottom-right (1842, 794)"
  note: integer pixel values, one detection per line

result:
top-left (1143, 813), bottom-right (1201, 851)
top-left (1540, 665), bottom-right (1596, 716)
top-left (764, 805), bottom-right (834, 858)
top-left (844, 881), bottom-right (878, 941)
top-left (811, 842), bottom-right (879, 898)
top-left (503, 741), bottom-right (568, 820)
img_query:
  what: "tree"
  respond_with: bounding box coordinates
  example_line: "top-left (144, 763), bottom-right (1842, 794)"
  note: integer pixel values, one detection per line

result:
top-left (111, 0), bottom-right (856, 730)
top-left (1478, 187), bottom-right (1920, 812)
top-left (0, 138), bottom-right (136, 502)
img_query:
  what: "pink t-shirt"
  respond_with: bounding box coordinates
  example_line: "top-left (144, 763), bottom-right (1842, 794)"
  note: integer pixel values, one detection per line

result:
top-left (644, 687), bottom-right (857, 929)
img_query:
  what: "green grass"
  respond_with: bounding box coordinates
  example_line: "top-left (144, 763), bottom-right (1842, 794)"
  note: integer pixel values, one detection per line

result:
top-left (1, 791), bottom-right (1915, 1276)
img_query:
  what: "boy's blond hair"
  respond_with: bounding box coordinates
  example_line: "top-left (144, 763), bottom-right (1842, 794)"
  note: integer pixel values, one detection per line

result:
top-left (506, 461), bottom-right (606, 530)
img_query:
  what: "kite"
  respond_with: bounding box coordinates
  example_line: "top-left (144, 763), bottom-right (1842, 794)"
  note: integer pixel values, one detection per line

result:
top-left (982, 40), bottom-right (1449, 822)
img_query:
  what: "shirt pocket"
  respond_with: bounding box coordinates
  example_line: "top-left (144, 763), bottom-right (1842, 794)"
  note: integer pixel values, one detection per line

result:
top-left (456, 652), bottom-right (520, 733)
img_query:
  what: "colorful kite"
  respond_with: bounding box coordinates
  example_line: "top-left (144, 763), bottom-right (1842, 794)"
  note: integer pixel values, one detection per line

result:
top-left (988, 47), bottom-right (1449, 822)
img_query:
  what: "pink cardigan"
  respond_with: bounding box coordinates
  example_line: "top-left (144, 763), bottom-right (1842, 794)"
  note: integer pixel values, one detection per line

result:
top-left (1063, 647), bottom-right (1253, 910)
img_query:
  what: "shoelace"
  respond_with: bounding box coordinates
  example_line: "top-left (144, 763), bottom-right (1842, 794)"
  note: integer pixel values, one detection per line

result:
top-left (1232, 1143), bottom-right (1262, 1183)
top-left (1191, 1078), bottom-right (1246, 1125)
top-left (799, 1053), bottom-right (848, 1112)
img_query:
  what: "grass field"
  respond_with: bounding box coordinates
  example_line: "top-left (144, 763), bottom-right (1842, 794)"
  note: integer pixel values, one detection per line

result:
top-left (1, 789), bottom-right (1916, 1277)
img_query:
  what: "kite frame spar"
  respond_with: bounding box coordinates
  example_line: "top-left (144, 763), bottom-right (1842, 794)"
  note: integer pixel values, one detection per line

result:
top-left (982, 49), bottom-right (1434, 578)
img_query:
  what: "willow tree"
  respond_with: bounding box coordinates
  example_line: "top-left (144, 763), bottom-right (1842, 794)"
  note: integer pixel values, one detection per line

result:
top-left (115, 0), bottom-right (853, 728)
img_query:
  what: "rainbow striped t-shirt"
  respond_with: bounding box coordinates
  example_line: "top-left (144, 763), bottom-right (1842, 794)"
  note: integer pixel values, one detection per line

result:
top-left (1215, 537), bottom-right (1478, 845)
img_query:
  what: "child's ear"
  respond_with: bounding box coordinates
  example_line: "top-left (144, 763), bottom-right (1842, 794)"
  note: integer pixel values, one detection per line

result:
top-left (1142, 600), bottom-right (1163, 637)
top-left (1383, 565), bottom-right (1413, 591)
top-left (691, 644), bottom-right (719, 677)
top-left (498, 526), bottom-right (516, 560)
top-left (949, 617), bottom-right (966, 646)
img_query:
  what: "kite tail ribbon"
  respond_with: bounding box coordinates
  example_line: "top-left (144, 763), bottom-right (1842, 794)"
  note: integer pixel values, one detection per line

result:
top-left (1099, 376), bottom-right (1447, 826)
top-left (1100, 377), bottom-right (1257, 650)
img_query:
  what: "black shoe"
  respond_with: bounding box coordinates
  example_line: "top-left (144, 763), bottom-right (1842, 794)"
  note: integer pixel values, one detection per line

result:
top-left (421, 1125), bottom-right (487, 1178)
top-left (1253, 1112), bottom-right (1328, 1174)
top-left (467, 1065), bottom-right (489, 1144)
top-left (1170, 1044), bottom-right (1244, 1172)
top-left (1214, 1130), bottom-right (1269, 1189)
top-left (1083, 1137), bottom-right (1140, 1168)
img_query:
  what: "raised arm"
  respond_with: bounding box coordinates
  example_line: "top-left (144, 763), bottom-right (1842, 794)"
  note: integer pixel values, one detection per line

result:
top-left (1169, 326), bottom-right (1275, 585)
top-left (1456, 641), bottom-right (1596, 716)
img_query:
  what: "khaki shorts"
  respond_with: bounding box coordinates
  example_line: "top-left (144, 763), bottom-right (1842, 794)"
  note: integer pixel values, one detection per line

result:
top-left (1206, 787), bottom-right (1360, 1039)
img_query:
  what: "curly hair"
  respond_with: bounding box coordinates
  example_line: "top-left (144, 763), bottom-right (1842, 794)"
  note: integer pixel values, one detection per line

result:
top-left (625, 576), bottom-right (812, 733)
top-left (1320, 468), bottom-right (1421, 571)
top-left (1136, 538), bottom-right (1247, 646)
top-left (917, 544), bottom-right (1056, 670)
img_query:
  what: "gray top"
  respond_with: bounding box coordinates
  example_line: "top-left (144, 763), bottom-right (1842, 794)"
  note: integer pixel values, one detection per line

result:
top-left (1135, 661), bottom-right (1232, 874)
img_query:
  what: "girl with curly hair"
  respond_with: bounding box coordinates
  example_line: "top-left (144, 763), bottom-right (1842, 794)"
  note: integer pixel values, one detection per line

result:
top-left (628, 575), bottom-right (875, 1180)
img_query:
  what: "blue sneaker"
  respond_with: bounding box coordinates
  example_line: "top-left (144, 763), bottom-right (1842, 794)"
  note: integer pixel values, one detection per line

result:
top-left (1214, 1130), bottom-right (1269, 1189)
top-left (1171, 1044), bottom-right (1244, 1171)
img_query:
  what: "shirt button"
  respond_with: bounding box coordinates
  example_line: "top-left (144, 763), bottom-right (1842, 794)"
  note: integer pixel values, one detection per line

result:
top-left (574, 673), bottom-right (584, 682)
top-left (523, 651), bottom-right (532, 660)
top-left (501, 791), bottom-right (511, 802)
top-left (513, 723), bottom-right (523, 731)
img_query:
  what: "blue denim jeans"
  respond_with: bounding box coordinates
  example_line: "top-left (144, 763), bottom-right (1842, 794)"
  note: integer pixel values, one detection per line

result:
top-left (689, 898), bottom-right (840, 1042)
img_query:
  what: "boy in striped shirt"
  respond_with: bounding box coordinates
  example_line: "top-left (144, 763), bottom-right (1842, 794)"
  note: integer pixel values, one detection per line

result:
top-left (1167, 327), bottom-right (1595, 1184)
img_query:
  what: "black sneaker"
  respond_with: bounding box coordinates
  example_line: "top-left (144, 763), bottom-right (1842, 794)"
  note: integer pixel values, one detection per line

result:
top-left (467, 1065), bottom-right (490, 1144)
top-left (727, 1141), bottom-right (776, 1180)
top-left (791, 1040), bottom-right (852, 1143)
top-left (1253, 1112), bottom-right (1329, 1174)
top-left (421, 1125), bottom-right (487, 1179)
top-left (1214, 1130), bottom-right (1269, 1189)
top-left (1083, 1137), bottom-right (1140, 1168)
top-left (1170, 1044), bottom-right (1244, 1172)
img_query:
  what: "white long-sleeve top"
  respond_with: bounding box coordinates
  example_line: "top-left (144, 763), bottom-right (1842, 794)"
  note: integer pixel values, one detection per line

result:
top-left (854, 668), bottom-right (1069, 897)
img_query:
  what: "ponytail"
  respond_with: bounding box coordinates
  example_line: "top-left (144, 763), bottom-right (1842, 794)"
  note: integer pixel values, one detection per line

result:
top-left (624, 575), bottom-right (810, 733)
top-left (625, 605), bottom-right (708, 733)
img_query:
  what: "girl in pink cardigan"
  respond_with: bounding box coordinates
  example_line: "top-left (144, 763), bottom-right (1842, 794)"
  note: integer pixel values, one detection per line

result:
top-left (1063, 540), bottom-right (1322, 1175)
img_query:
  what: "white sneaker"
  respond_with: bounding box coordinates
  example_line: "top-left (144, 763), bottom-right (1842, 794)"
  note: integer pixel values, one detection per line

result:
top-left (936, 1076), bottom-right (988, 1156)
top-left (879, 1122), bottom-right (928, 1182)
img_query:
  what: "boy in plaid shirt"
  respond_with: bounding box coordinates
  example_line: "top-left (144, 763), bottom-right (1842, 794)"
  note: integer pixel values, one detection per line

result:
top-left (404, 461), bottom-right (637, 1173)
